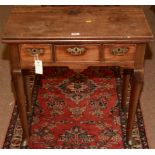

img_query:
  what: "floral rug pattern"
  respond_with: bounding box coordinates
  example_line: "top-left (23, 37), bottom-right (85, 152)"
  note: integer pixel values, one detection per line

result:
top-left (3, 67), bottom-right (149, 149)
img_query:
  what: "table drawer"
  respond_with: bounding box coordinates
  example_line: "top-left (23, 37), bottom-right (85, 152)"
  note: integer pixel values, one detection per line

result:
top-left (19, 44), bottom-right (52, 67)
top-left (103, 44), bottom-right (136, 61)
top-left (55, 44), bottom-right (100, 62)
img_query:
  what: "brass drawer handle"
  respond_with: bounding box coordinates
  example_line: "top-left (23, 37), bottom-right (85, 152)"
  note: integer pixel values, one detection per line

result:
top-left (27, 48), bottom-right (44, 56)
top-left (67, 47), bottom-right (86, 56)
top-left (111, 47), bottom-right (128, 56)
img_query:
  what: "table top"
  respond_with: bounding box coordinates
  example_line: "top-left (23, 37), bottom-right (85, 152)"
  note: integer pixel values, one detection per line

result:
top-left (2, 6), bottom-right (153, 43)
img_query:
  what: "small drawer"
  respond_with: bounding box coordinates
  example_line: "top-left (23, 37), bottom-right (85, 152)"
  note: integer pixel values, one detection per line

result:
top-left (19, 44), bottom-right (52, 68)
top-left (103, 44), bottom-right (136, 61)
top-left (55, 44), bottom-right (100, 62)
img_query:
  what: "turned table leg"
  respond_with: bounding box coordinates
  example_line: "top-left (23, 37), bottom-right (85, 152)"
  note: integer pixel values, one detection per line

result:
top-left (121, 69), bottom-right (131, 110)
top-left (126, 69), bottom-right (144, 145)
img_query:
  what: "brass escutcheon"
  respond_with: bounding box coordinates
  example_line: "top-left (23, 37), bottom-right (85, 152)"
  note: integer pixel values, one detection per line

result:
top-left (111, 47), bottom-right (128, 56)
top-left (27, 48), bottom-right (44, 56)
top-left (67, 47), bottom-right (86, 56)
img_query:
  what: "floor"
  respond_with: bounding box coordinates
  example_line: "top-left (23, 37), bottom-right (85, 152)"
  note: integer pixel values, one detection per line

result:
top-left (0, 5), bottom-right (155, 149)
top-left (0, 6), bottom-right (14, 148)
top-left (141, 6), bottom-right (155, 149)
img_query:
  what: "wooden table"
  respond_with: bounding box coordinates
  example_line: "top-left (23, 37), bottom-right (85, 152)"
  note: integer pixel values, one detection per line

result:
top-left (2, 6), bottom-right (153, 146)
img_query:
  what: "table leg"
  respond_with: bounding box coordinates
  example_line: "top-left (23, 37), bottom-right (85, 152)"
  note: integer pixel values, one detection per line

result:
top-left (121, 69), bottom-right (131, 110)
top-left (10, 44), bottom-right (29, 145)
top-left (23, 71), bottom-right (32, 113)
top-left (12, 71), bottom-right (29, 144)
top-left (126, 69), bottom-right (144, 145)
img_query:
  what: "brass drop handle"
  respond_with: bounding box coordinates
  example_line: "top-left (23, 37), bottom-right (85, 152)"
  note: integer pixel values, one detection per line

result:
top-left (111, 47), bottom-right (128, 56)
top-left (27, 48), bottom-right (44, 56)
top-left (67, 47), bottom-right (86, 56)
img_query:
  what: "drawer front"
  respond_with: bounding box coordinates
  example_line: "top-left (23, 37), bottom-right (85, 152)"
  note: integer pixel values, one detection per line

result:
top-left (103, 44), bottom-right (136, 61)
top-left (55, 44), bottom-right (100, 62)
top-left (19, 44), bottom-right (52, 67)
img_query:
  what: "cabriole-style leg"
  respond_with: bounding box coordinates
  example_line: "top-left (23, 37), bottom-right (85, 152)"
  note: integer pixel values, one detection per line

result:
top-left (121, 69), bottom-right (132, 110)
top-left (126, 69), bottom-right (144, 145)
top-left (10, 44), bottom-right (29, 145)
top-left (12, 71), bottom-right (29, 144)
top-left (23, 71), bottom-right (32, 113)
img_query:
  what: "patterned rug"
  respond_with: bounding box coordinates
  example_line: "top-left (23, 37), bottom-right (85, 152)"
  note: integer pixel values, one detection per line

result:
top-left (3, 67), bottom-right (149, 149)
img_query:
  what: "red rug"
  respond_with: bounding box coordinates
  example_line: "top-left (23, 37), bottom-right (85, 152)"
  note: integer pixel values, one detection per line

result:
top-left (3, 67), bottom-right (149, 149)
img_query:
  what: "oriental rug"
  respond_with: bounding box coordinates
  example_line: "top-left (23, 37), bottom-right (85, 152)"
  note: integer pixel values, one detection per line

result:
top-left (3, 67), bottom-right (148, 149)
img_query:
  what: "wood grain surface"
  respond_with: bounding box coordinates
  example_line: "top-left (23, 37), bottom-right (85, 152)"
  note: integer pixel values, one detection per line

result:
top-left (2, 6), bottom-right (153, 42)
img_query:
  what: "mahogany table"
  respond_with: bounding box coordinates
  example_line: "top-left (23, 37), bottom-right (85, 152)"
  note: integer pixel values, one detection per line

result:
top-left (2, 6), bottom-right (153, 146)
